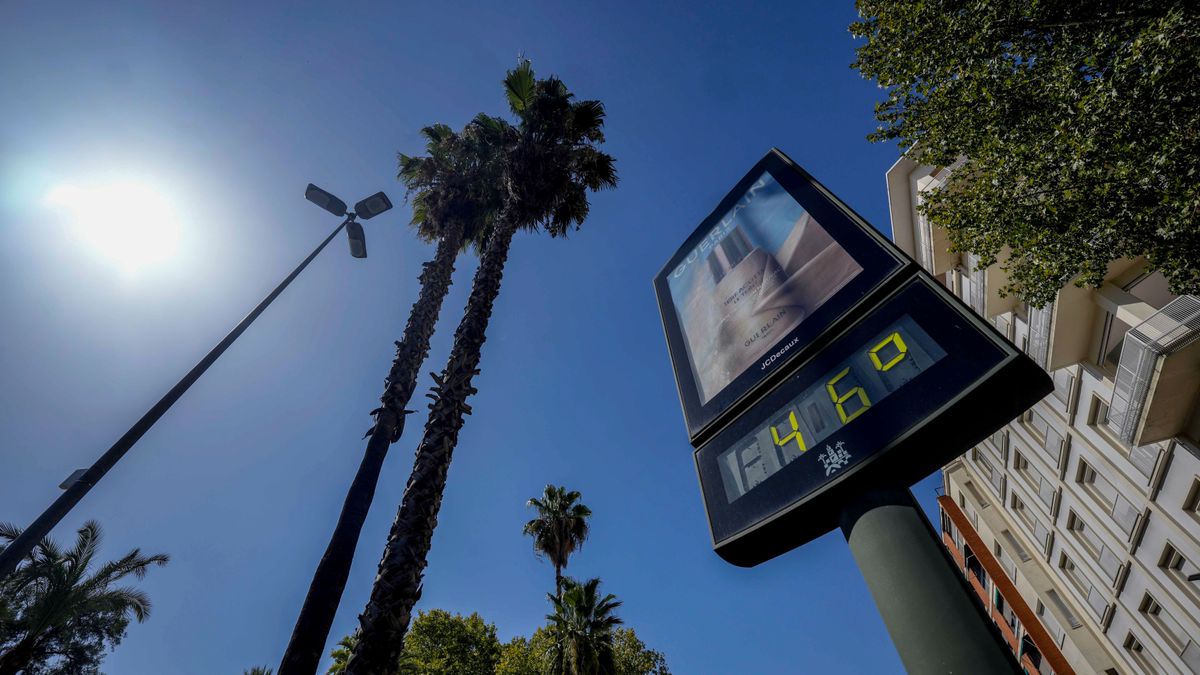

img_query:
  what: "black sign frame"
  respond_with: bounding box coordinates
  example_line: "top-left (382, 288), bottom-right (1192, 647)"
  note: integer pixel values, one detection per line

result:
top-left (654, 149), bottom-right (909, 445)
top-left (696, 275), bottom-right (1051, 566)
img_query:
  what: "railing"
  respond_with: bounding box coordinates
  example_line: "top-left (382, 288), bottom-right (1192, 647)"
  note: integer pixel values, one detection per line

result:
top-left (1128, 442), bottom-right (1161, 480)
top-left (1110, 493), bottom-right (1139, 537)
top-left (1107, 295), bottom-right (1200, 444)
top-left (1042, 425), bottom-right (1065, 469)
top-left (1027, 301), bottom-right (1054, 369)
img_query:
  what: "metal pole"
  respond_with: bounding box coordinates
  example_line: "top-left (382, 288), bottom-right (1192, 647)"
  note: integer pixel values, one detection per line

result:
top-left (0, 216), bottom-right (353, 579)
top-left (839, 487), bottom-right (1018, 674)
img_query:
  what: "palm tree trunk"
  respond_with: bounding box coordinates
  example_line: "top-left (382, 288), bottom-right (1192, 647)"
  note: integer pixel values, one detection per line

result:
top-left (277, 221), bottom-right (466, 675)
top-left (343, 218), bottom-right (518, 675)
top-left (555, 564), bottom-right (563, 600)
top-left (0, 631), bottom-right (40, 675)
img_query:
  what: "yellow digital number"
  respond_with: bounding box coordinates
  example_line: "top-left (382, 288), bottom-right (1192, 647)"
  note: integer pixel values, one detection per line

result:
top-left (770, 411), bottom-right (806, 453)
top-left (869, 331), bottom-right (908, 372)
top-left (826, 367), bottom-right (871, 424)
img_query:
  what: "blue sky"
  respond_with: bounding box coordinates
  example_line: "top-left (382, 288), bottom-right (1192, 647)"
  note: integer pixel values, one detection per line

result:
top-left (0, 2), bottom-right (943, 672)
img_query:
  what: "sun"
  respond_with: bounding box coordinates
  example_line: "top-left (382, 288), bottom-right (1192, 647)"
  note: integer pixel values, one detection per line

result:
top-left (45, 179), bottom-right (182, 273)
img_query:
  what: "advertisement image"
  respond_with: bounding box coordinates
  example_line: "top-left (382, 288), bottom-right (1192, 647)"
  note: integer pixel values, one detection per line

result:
top-left (667, 171), bottom-right (863, 404)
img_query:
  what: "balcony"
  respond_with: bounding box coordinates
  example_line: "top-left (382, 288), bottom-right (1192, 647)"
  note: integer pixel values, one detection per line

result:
top-left (1106, 295), bottom-right (1200, 446)
top-left (1020, 637), bottom-right (1055, 675)
top-left (1031, 259), bottom-right (1147, 371)
top-left (885, 157), bottom-right (961, 276)
top-left (939, 496), bottom-right (1076, 674)
top-left (959, 253), bottom-right (1019, 318)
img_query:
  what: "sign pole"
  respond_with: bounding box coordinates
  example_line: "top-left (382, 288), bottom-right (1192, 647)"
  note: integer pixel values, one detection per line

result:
top-left (839, 487), bottom-right (1018, 674)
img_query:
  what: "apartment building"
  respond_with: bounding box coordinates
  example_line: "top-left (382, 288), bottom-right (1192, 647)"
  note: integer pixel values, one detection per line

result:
top-left (886, 156), bottom-right (1200, 675)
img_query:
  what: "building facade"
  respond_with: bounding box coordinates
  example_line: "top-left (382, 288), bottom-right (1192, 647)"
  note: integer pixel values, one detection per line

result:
top-left (887, 157), bottom-right (1200, 675)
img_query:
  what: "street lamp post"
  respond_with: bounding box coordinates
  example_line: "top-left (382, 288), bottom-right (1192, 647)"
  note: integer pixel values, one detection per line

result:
top-left (0, 184), bottom-right (392, 580)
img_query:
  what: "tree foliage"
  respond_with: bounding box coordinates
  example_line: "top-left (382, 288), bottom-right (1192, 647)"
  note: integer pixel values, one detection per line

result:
top-left (610, 630), bottom-right (670, 675)
top-left (547, 578), bottom-right (623, 675)
top-left (344, 60), bottom-right (616, 674)
top-left (495, 630), bottom-right (555, 675)
top-left (325, 610), bottom-right (504, 675)
top-left (495, 626), bottom-right (668, 675)
top-left (0, 521), bottom-right (167, 675)
top-left (326, 635), bottom-right (357, 675)
top-left (332, 613), bottom-right (668, 675)
top-left (522, 486), bottom-right (592, 598)
top-left (396, 610), bottom-right (502, 675)
top-left (851, 0), bottom-right (1200, 305)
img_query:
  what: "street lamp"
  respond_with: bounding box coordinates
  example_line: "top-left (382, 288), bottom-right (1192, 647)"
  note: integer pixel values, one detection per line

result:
top-left (0, 183), bottom-right (393, 580)
top-left (305, 184), bottom-right (392, 259)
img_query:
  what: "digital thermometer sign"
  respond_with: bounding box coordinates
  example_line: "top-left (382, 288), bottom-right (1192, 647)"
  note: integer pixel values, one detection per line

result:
top-left (656, 149), bottom-right (1052, 568)
top-left (718, 315), bottom-right (946, 503)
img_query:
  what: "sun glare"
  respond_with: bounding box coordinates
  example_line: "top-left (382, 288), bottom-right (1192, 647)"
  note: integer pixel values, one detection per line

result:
top-left (45, 179), bottom-right (182, 273)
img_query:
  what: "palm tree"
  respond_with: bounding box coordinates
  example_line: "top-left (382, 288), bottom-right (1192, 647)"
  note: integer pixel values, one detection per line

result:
top-left (523, 485), bottom-right (592, 599)
top-left (343, 60), bottom-right (617, 674)
top-left (0, 521), bottom-right (168, 675)
top-left (278, 123), bottom-right (502, 675)
top-left (326, 634), bottom-right (357, 675)
top-left (547, 578), bottom-right (623, 675)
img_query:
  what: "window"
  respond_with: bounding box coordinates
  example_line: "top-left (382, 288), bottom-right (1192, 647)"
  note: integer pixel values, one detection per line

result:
top-left (1024, 408), bottom-right (1051, 443)
top-left (1012, 493), bottom-right (1031, 527)
top-left (990, 429), bottom-right (1008, 457)
top-left (1088, 394), bottom-right (1110, 427)
top-left (964, 480), bottom-right (989, 511)
top-left (1125, 633), bottom-right (1162, 674)
top-left (993, 314), bottom-right (1011, 339)
top-left (1013, 451), bottom-right (1029, 474)
top-left (1066, 511), bottom-right (1099, 555)
top-left (1160, 543), bottom-right (1200, 599)
top-left (1011, 494), bottom-right (1050, 553)
top-left (1052, 368), bottom-right (1074, 407)
top-left (994, 541), bottom-right (1017, 580)
top-left (972, 450), bottom-right (1004, 497)
top-left (973, 449), bottom-right (993, 480)
top-left (1185, 478), bottom-right (1200, 519)
top-left (1036, 599), bottom-right (1067, 646)
top-left (1139, 594), bottom-right (1200, 673)
top-left (1061, 553), bottom-right (1106, 620)
top-left (1045, 590), bottom-right (1081, 630)
top-left (1001, 529), bottom-right (1032, 562)
top-left (1014, 450), bottom-right (1054, 510)
top-left (1077, 459), bottom-right (1139, 536)
top-left (1066, 511), bottom-right (1122, 584)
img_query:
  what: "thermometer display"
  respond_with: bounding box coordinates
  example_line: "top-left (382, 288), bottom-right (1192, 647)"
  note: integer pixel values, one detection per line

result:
top-left (718, 315), bottom-right (945, 502)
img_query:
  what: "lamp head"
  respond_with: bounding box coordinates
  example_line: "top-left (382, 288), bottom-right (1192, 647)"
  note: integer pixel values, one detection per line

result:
top-left (354, 192), bottom-right (393, 220)
top-left (346, 220), bottom-right (367, 258)
top-left (305, 183), bottom-right (348, 217)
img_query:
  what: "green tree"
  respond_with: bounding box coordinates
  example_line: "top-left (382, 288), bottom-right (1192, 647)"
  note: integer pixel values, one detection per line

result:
top-left (547, 578), bottom-right (623, 675)
top-left (395, 610), bottom-right (501, 675)
top-left (495, 628), bottom-right (556, 675)
top-left (851, 0), bottom-right (1200, 306)
top-left (326, 612), bottom-right (500, 675)
top-left (522, 486), bottom-right (592, 599)
top-left (279, 121), bottom-right (503, 674)
top-left (0, 521), bottom-right (168, 675)
top-left (326, 635), bottom-right (357, 675)
top-left (498, 626), bottom-right (668, 675)
top-left (610, 629), bottom-right (670, 675)
top-left (345, 59), bottom-right (617, 674)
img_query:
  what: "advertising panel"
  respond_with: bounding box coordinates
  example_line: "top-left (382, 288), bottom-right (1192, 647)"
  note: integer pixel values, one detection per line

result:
top-left (654, 149), bottom-right (906, 442)
top-left (664, 172), bottom-right (863, 405)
